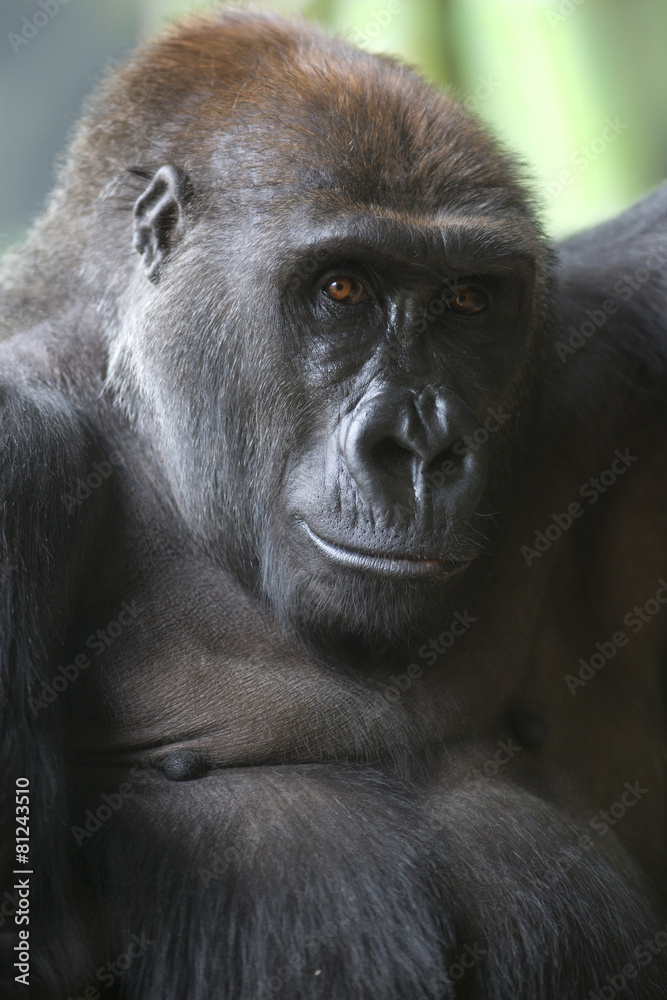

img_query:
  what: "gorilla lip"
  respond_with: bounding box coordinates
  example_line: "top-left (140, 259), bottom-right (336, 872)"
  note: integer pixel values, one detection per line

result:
top-left (300, 521), bottom-right (464, 577)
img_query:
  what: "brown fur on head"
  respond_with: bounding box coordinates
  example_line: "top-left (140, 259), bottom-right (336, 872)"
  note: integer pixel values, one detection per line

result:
top-left (0, 7), bottom-right (554, 646)
top-left (1, 7), bottom-right (545, 318)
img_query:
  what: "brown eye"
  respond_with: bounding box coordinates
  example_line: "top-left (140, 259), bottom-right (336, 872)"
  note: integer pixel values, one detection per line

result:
top-left (446, 285), bottom-right (488, 314)
top-left (323, 276), bottom-right (368, 304)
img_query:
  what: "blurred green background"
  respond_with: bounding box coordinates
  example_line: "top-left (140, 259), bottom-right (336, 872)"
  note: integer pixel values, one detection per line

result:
top-left (1, 0), bottom-right (666, 252)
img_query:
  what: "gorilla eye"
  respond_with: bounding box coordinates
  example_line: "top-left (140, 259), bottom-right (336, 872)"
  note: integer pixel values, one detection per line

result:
top-left (445, 285), bottom-right (488, 314)
top-left (323, 276), bottom-right (368, 304)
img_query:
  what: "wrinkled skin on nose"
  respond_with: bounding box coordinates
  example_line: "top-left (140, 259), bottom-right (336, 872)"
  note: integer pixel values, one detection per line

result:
top-left (338, 384), bottom-right (487, 519)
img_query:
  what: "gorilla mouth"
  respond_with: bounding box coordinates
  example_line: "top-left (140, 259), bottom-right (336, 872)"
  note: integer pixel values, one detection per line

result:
top-left (300, 521), bottom-right (468, 578)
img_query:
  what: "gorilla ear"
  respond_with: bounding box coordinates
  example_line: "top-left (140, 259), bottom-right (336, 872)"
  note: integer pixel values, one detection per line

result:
top-left (133, 164), bottom-right (193, 283)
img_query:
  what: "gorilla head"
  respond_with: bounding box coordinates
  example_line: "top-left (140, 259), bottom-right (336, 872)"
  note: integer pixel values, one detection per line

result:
top-left (3, 16), bottom-right (667, 1000)
top-left (27, 11), bottom-right (552, 638)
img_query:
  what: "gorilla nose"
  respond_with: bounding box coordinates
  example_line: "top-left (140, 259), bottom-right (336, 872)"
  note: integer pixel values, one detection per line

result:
top-left (339, 385), bottom-right (487, 513)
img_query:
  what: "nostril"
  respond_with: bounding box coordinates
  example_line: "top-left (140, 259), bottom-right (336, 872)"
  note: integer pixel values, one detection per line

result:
top-left (424, 443), bottom-right (467, 479)
top-left (370, 438), bottom-right (416, 479)
top-left (339, 386), bottom-right (488, 507)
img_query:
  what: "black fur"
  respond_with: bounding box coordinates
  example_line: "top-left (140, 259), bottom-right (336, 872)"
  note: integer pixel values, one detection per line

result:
top-left (1, 10), bottom-right (666, 999)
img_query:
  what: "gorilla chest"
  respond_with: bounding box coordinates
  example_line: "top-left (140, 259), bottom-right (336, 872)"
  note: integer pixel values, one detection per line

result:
top-left (65, 579), bottom-right (433, 773)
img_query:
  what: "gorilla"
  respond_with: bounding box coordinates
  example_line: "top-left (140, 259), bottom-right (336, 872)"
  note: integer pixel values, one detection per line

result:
top-left (1, 9), bottom-right (666, 999)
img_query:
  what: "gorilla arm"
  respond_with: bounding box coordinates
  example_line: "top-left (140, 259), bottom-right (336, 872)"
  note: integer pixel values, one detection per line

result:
top-left (0, 332), bottom-right (110, 989)
top-left (60, 516), bottom-right (667, 1000)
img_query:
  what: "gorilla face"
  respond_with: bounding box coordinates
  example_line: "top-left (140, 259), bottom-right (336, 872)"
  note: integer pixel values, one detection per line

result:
top-left (3, 13), bottom-right (667, 1000)
top-left (265, 207), bottom-right (539, 636)
top-left (114, 30), bottom-right (547, 639)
